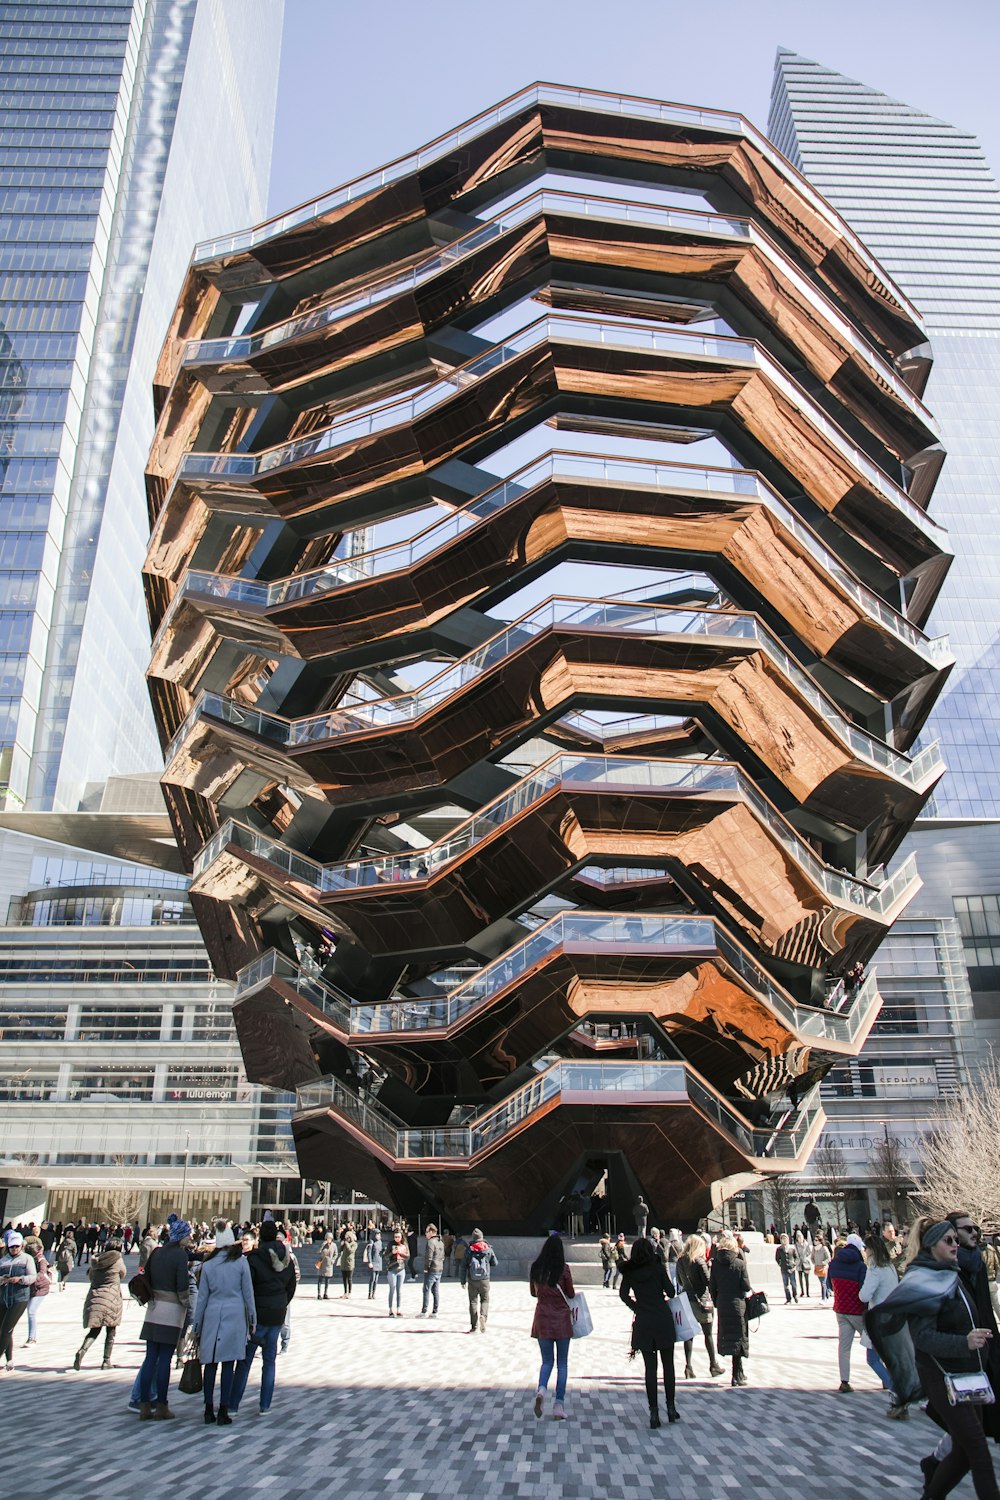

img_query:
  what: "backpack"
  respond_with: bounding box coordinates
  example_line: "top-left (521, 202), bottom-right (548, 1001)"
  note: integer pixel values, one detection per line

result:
top-left (467, 1246), bottom-right (490, 1282)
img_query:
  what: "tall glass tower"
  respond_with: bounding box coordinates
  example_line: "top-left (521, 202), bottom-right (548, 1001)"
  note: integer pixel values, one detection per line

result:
top-left (0, 0), bottom-right (283, 812)
top-left (769, 51), bottom-right (1000, 1213)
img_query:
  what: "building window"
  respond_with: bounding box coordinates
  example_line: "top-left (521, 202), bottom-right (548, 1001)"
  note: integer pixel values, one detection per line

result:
top-left (954, 895), bottom-right (1000, 989)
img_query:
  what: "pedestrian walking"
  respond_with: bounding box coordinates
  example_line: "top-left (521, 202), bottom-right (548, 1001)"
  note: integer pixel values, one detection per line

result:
top-left (611, 1232), bottom-right (628, 1289)
top-left (530, 1234), bottom-right (574, 1421)
top-left (830, 1232), bottom-right (868, 1392)
top-left (55, 1231), bottom-right (76, 1290)
top-left (315, 1236), bottom-right (335, 1299)
top-left (386, 1229), bottom-right (408, 1316)
top-left (776, 1233), bottom-right (799, 1303)
top-left (192, 1238), bottom-right (256, 1425)
top-left (21, 1232), bottom-right (50, 1346)
top-left (228, 1221), bottom-right (295, 1415)
top-left (419, 1223), bottom-right (444, 1316)
top-left (338, 1227), bottom-right (357, 1297)
top-left (634, 1196), bottom-right (649, 1237)
top-left (461, 1227), bottom-right (498, 1332)
top-left (794, 1230), bottom-right (814, 1298)
top-left (813, 1234), bottom-right (832, 1299)
top-left (0, 1230), bottom-right (37, 1372)
top-left (599, 1232), bottom-right (613, 1288)
top-left (619, 1233), bottom-right (680, 1427)
top-left (137, 1219), bottom-right (192, 1419)
top-left (859, 1232), bottom-right (902, 1415)
top-left (675, 1233), bottom-right (724, 1378)
top-left (279, 1231), bottom-right (299, 1353)
top-left (73, 1234), bottom-right (126, 1369)
top-left (708, 1231), bottom-right (751, 1387)
top-left (363, 1231), bottom-right (383, 1299)
top-left (868, 1217), bottom-right (1000, 1500)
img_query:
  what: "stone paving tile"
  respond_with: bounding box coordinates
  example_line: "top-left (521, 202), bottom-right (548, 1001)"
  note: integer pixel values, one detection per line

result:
top-left (0, 1268), bottom-right (970, 1496)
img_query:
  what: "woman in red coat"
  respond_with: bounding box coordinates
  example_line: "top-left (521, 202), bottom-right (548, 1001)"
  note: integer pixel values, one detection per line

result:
top-left (529, 1233), bottom-right (575, 1421)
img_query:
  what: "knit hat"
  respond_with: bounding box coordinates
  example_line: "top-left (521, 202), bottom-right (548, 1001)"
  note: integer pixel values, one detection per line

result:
top-left (214, 1225), bottom-right (235, 1248)
top-left (260, 1220), bottom-right (278, 1243)
top-left (471, 1228), bottom-right (483, 1241)
top-left (922, 1220), bottom-right (955, 1250)
top-left (168, 1219), bottom-right (192, 1243)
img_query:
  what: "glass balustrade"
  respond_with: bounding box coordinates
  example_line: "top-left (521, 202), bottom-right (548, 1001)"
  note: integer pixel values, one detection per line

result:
top-left (166, 596), bottom-right (945, 791)
top-left (182, 185), bottom-right (934, 440)
top-left (235, 910), bottom-right (883, 1050)
top-left (160, 449), bottom-right (948, 670)
top-left (190, 83), bottom-right (922, 334)
top-left (294, 1052), bottom-right (822, 1165)
top-left (196, 751), bottom-right (915, 919)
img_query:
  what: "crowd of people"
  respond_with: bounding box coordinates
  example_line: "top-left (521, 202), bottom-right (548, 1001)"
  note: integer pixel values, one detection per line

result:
top-left (3, 1201), bottom-right (1000, 1496)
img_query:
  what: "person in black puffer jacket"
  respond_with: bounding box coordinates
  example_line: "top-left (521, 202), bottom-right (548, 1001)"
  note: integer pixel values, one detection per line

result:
top-left (619, 1236), bottom-right (679, 1428)
top-left (709, 1233), bottom-right (752, 1387)
top-left (228, 1223), bottom-right (295, 1416)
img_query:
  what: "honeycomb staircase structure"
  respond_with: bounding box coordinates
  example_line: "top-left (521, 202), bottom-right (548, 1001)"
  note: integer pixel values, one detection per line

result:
top-left (144, 83), bottom-right (952, 1233)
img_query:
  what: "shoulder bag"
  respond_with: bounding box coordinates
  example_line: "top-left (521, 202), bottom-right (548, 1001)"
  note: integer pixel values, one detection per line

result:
top-left (745, 1289), bottom-right (769, 1322)
top-left (558, 1283), bottom-right (594, 1338)
top-left (128, 1246), bottom-right (158, 1305)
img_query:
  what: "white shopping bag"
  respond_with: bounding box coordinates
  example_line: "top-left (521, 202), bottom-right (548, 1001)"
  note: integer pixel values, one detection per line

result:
top-left (559, 1286), bottom-right (594, 1338)
top-left (669, 1290), bottom-right (700, 1343)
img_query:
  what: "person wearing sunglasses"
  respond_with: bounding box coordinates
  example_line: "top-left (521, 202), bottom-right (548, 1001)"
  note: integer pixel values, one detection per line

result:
top-left (866, 1217), bottom-right (999, 1500)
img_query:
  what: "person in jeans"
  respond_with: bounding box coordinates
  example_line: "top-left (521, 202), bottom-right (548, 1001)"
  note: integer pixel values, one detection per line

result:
top-left (530, 1234), bottom-right (574, 1421)
top-left (363, 1231), bottom-right (383, 1299)
top-left (858, 1232), bottom-right (902, 1416)
top-left (829, 1233), bottom-right (868, 1392)
top-left (813, 1235), bottom-right (832, 1299)
top-left (229, 1222), bottom-right (295, 1415)
top-left (419, 1223), bottom-right (444, 1317)
top-left (137, 1220), bottom-right (192, 1419)
top-left (0, 1230), bottom-right (37, 1372)
top-left (461, 1228), bottom-right (498, 1332)
top-left (315, 1236), bottom-right (335, 1299)
top-left (192, 1237), bottom-right (255, 1426)
top-left (775, 1234), bottom-right (799, 1304)
top-left (386, 1229), bottom-right (408, 1316)
top-left (21, 1232), bottom-right (50, 1346)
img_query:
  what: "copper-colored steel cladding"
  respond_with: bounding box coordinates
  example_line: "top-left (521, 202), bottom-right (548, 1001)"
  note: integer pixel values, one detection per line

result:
top-left (145, 83), bottom-right (952, 1232)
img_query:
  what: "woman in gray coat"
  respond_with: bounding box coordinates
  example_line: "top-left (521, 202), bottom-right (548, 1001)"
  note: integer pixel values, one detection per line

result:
top-left (192, 1240), bottom-right (256, 1425)
top-left (74, 1235), bottom-right (127, 1370)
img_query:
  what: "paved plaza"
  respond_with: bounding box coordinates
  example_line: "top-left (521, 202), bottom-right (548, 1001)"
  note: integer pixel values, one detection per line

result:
top-left (4, 1263), bottom-right (970, 1497)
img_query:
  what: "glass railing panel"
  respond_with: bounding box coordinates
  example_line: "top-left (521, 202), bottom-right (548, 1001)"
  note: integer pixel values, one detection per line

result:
top-left (190, 85), bottom-right (921, 331)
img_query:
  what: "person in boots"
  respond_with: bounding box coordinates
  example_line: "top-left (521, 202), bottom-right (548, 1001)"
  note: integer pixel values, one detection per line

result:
top-left (192, 1235), bottom-right (255, 1425)
top-left (618, 1234), bottom-right (679, 1427)
top-left (709, 1231), bottom-right (751, 1387)
top-left (74, 1233), bottom-right (126, 1370)
top-left (137, 1219), bottom-right (192, 1419)
top-left (675, 1233), bottom-right (724, 1378)
top-left (461, 1228), bottom-right (498, 1332)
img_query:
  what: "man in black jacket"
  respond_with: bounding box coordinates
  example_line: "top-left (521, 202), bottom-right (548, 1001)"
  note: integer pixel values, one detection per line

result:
top-left (228, 1222), bottom-right (295, 1415)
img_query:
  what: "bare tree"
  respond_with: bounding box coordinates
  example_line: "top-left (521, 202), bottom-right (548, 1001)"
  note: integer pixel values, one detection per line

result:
top-left (100, 1154), bottom-right (145, 1227)
top-left (812, 1138), bottom-right (851, 1230)
top-left (764, 1174), bottom-right (797, 1235)
top-left (917, 1057), bottom-right (1000, 1226)
top-left (868, 1134), bottom-right (915, 1224)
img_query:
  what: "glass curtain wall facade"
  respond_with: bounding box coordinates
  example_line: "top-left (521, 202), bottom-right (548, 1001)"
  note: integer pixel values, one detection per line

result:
top-left (769, 51), bottom-right (1000, 1211)
top-left (0, 822), bottom-right (297, 1226)
top-left (0, 0), bottom-right (282, 812)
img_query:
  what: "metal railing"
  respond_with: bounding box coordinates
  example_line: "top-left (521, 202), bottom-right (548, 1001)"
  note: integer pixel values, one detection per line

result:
top-left (165, 595), bottom-right (945, 793)
top-left (190, 82), bottom-right (923, 332)
top-left (294, 1055), bottom-right (823, 1165)
top-left (235, 912), bottom-right (884, 1050)
top-left (196, 751), bottom-right (917, 920)
top-left (182, 185), bottom-right (934, 438)
top-left (160, 449), bottom-right (949, 671)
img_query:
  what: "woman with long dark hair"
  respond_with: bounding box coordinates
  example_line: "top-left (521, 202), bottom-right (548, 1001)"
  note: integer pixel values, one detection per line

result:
top-left (192, 1237), bottom-right (256, 1425)
top-left (529, 1234), bottom-right (575, 1421)
top-left (619, 1235), bottom-right (679, 1427)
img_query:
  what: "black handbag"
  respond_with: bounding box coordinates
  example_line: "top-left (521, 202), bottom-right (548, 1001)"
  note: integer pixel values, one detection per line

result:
top-left (745, 1289), bottom-right (769, 1322)
top-left (178, 1355), bottom-right (203, 1395)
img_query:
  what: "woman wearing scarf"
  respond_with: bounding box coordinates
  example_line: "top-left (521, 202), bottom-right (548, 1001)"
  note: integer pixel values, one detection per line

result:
top-left (867, 1218), bottom-right (999, 1500)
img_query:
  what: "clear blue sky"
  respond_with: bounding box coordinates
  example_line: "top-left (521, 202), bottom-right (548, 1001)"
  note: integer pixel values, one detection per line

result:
top-left (268, 0), bottom-right (1000, 217)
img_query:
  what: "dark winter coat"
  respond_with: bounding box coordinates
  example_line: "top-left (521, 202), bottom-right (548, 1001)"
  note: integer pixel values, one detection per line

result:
top-left (619, 1258), bottom-right (675, 1352)
top-left (139, 1241), bottom-right (190, 1344)
top-left (675, 1252), bottom-right (713, 1327)
top-left (82, 1249), bottom-right (127, 1329)
top-left (530, 1265), bottom-right (575, 1340)
top-left (709, 1248), bottom-right (750, 1357)
top-left (245, 1242), bottom-right (295, 1327)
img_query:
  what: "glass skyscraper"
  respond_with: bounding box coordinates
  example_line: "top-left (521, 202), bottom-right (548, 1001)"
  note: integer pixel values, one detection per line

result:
top-left (0, 1), bottom-right (296, 1224)
top-left (769, 51), bottom-right (1000, 1213)
top-left (0, 0), bottom-right (282, 812)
